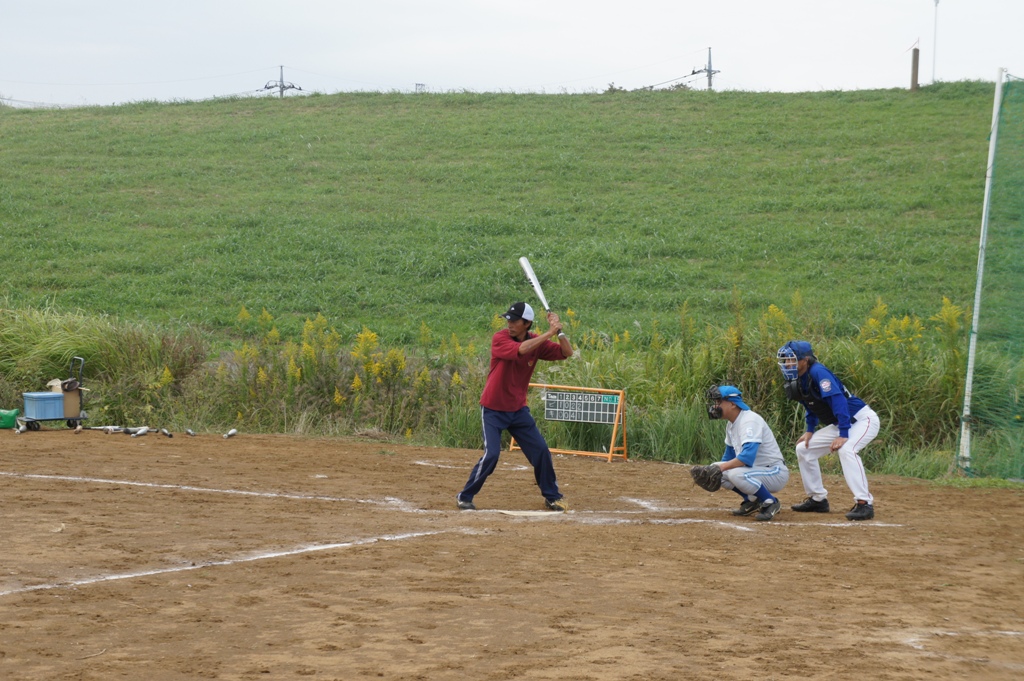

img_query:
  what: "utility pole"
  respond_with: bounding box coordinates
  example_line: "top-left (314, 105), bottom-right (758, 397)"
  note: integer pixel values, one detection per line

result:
top-left (911, 46), bottom-right (920, 91)
top-left (690, 48), bottom-right (721, 91)
top-left (263, 65), bottom-right (302, 98)
top-left (932, 0), bottom-right (940, 83)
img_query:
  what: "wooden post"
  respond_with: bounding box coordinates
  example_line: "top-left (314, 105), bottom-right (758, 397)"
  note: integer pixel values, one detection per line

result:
top-left (911, 48), bottom-right (920, 91)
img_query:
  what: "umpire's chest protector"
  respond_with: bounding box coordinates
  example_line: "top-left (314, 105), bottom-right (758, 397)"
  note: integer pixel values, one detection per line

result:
top-left (785, 371), bottom-right (841, 426)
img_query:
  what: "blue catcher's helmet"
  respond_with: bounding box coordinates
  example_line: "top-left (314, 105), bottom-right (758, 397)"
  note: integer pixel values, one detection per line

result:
top-left (777, 341), bottom-right (814, 380)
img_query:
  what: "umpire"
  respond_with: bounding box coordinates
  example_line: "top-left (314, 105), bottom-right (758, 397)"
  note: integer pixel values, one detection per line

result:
top-left (777, 340), bottom-right (881, 521)
top-left (456, 302), bottom-right (573, 512)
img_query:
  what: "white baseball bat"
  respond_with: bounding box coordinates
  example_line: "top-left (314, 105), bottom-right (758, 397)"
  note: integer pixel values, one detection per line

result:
top-left (518, 257), bottom-right (551, 312)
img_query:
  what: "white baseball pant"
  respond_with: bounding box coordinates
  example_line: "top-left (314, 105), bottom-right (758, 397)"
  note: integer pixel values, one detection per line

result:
top-left (721, 465), bottom-right (790, 497)
top-left (795, 406), bottom-right (880, 504)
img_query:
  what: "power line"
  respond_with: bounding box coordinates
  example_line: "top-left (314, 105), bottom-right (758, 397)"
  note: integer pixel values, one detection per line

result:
top-left (0, 67), bottom-right (277, 88)
top-left (645, 72), bottom-right (705, 90)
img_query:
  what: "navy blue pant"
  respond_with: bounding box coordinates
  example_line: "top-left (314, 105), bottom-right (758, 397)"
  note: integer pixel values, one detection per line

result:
top-left (458, 407), bottom-right (563, 503)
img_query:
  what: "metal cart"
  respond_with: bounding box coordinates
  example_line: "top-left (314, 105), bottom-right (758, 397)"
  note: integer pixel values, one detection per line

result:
top-left (21, 356), bottom-right (88, 431)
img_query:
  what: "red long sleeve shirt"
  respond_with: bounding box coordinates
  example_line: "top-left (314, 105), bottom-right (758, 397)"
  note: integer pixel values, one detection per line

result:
top-left (479, 330), bottom-right (566, 411)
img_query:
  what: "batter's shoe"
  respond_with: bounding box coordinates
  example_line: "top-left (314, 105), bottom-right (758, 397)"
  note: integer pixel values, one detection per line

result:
top-left (845, 501), bottom-right (874, 521)
top-left (731, 499), bottom-right (760, 516)
top-left (755, 499), bottom-right (782, 521)
top-left (544, 498), bottom-right (569, 512)
top-left (456, 497), bottom-right (476, 510)
top-left (791, 497), bottom-right (830, 513)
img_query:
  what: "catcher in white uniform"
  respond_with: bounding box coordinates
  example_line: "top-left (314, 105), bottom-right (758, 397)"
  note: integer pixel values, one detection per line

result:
top-left (691, 385), bottom-right (790, 521)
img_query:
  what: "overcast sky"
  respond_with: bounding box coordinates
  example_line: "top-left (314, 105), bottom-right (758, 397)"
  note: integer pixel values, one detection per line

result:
top-left (1, 1), bottom-right (1021, 107)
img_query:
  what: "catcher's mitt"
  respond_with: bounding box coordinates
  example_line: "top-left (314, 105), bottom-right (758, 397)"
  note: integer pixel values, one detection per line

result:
top-left (690, 464), bottom-right (723, 492)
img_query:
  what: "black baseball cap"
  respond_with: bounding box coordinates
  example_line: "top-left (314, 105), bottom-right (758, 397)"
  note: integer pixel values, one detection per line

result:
top-left (502, 302), bottom-right (535, 322)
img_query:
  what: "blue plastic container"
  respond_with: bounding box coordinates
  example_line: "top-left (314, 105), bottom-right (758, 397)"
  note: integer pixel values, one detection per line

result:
top-left (23, 392), bottom-right (64, 420)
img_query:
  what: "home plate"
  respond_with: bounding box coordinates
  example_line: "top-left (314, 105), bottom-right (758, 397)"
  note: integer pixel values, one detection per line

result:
top-left (494, 510), bottom-right (561, 517)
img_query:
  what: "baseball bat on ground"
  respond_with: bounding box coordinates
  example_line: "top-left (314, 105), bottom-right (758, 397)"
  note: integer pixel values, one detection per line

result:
top-left (518, 257), bottom-right (551, 312)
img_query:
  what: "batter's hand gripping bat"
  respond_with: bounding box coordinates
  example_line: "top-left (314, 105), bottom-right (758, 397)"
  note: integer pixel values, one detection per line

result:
top-left (518, 257), bottom-right (551, 313)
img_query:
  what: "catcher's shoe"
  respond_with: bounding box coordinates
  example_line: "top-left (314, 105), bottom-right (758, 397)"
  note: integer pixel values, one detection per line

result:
top-left (456, 496), bottom-right (476, 510)
top-left (731, 499), bottom-right (760, 516)
top-left (791, 496), bottom-right (830, 513)
top-left (845, 501), bottom-right (875, 521)
top-left (544, 498), bottom-right (569, 512)
top-left (755, 499), bottom-right (782, 521)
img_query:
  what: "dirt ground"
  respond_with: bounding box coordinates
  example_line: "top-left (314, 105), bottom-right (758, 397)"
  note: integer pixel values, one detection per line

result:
top-left (1, 429), bottom-right (1022, 680)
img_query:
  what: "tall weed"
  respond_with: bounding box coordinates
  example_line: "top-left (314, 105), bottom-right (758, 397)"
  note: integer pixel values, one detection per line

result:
top-left (2, 297), bottom-right (1019, 480)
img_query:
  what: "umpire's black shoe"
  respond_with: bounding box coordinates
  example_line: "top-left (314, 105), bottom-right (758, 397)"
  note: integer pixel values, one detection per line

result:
top-left (845, 501), bottom-right (875, 521)
top-left (791, 497), bottom-right (830, 513)
top-left (456, 496), bottom-right (476, 510)
top-left (755, 499), bottom-right (782, 521)
top-left (731, 499), bottom-right (760, 516)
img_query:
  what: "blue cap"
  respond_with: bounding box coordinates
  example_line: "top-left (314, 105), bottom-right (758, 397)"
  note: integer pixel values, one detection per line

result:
top-left (782, 340), bottom-right (814, 360)
top-left (716, 385), bottom-right (750, 411)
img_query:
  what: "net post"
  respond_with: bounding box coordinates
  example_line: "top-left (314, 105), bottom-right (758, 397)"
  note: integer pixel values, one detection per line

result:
top-left (958, 67), bottom-right (1007, 473)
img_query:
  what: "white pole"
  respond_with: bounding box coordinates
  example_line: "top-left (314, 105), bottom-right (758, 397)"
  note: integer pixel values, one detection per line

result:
top-left (932, 1), bottom-right (939, 83)
top-left (707, 47), bottom-right (713, 91)
top-left (958, 67), bottom-right (1007, 471)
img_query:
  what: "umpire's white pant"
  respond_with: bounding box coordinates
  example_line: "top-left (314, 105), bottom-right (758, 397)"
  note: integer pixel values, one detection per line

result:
top-left (795, 406), bottom-right (880, 504)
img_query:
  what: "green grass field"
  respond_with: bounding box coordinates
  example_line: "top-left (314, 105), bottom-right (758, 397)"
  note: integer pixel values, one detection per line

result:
top-left (0, 83), bottom-right (992, 342)
top-left (4, 81), bottom-right (1020, 479)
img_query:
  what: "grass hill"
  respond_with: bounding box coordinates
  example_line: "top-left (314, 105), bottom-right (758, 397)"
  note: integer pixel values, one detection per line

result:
top-left (5, 82), bottom-right (1018, 478)
top-left (0, 83), bottom-right (994, 343)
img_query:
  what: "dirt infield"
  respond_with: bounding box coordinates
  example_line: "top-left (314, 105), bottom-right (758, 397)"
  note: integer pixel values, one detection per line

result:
top-left (2, 431), bottom-right (1022, 680)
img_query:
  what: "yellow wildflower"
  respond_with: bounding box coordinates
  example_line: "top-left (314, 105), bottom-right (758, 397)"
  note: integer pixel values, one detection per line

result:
top-left (323, 329), bottom-right (342, 354)
top-left (301, 342), bottom-right (316, 363)
top-left (258, 308), bottom-right (274, 328)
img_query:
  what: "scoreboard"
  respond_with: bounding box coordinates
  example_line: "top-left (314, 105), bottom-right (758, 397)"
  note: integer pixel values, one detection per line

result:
top-left (543, 390), bottom-right (620, 425)
top-left (514, 383), bottom-right (628, 460)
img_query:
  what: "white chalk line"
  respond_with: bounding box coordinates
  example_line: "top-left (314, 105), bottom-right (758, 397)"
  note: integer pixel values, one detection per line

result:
top-left (773, 521), bottom-right (903, 527)
top-left (648, 518), bottom-right (756, 531)
top-left (620, 497), bottom-right (669, 511)
top-left (1, 471), bottom-right (903, 528)
top-left (902, 629), bottom-right (1024, 670)
top-left (0, 530), bottom-right (458, 598)
top-left (494, 509), bottom-right (562, 517)
top-left (0, 471), bottom-right (414, 509)
top-left (615, 497), bottom-right (902, 527)
top-left (413, 460), bottom-right (529, 472)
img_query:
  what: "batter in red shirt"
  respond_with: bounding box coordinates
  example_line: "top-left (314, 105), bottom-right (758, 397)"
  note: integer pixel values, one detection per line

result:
top-left (457, 302), bottom-right (574, 511)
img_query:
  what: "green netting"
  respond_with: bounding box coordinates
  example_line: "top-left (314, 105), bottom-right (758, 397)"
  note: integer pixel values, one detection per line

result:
top-left (962, 73), bottom-right (1024, 479)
